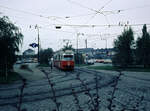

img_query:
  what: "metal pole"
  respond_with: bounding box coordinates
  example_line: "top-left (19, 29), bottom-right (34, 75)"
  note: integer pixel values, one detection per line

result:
top-left (77, 33), bottom-right (79, 65)
top-left (5, 57), bottom-right (7, 81)
top-left (85, 39), bottom-right (87, 49)
top-left (106, 39), bottom-right (107, 49)
top-left (37, 25), bottom-right (40, 63)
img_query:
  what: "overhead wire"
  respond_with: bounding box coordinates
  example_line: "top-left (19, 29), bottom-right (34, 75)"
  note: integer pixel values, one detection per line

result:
top-left (84, 13), bottom-right (98, 24)
top-left (34, 25), bottom-right (147, 49)
top-left (67, 0), bottom-right (113, 25)
top-left (104, 4), bottom-right (150, 14)
top-left (0, 3), bottom-right (149, 21)
top-left (0, 3), bottom-right (149, 35)
top-left (1, 3), bottom-right (149, 25)
top-left (87, 0), bottom-right (112, 24)
top-left (0, 13), bottom-right (51, 26)
top-left (0, 4), bottom-right (74, 32)
top-left (98, 0), bottom-right (113, 11)
top-left (64, 12), bottom-right (97, 19)
top-left (28, 24), bottom-right (140, 38)
top-left (1, 2), bottom-right (149, 50)
top-left (67, 0), bottom-right (98, 13)
top-left (50, 23), bottom-right (150, 28)
top-left (118, 4), bottom-right (150, 12)
top-left (63, 4), bottom-right (150, 19)
top-left (0, 4), bottom-right (64, 21)
top-left (40, 25), bottom-right (75, 34)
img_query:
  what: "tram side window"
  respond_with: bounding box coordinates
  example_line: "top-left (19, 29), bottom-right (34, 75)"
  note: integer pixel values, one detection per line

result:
top-left (57, 55), bottom-right (59, 61)
top-left (55, 55), bottom-right (57, 60)
top-left (63, 55), bottom-right (73, 60)
top-left (59, 55), bottom-right (61, 60)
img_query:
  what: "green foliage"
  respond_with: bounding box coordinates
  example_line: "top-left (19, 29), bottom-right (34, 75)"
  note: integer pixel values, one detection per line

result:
top-left (0, 71), bottom-right (21, 84)
top-left (88, 65), bottom-right (150, 72)
top-left (39, 48), bottom-right (53, 65)
top-left (112, 27), bottom-right (134, 67)
top-left (0, 16), bottom-right (23, 76)
top-left (37, 64), bottom-right (50, 67)
top-left (136, 24), bottom-right (150, 67)
top-left (22, 54), bottom-right (37, 59)
top-left (74, 53), bottom-right (84, 64)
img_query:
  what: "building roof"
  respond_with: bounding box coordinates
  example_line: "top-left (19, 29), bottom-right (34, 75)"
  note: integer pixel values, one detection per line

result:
top-left (24, 49), bottom-right (34, 53)
top-left (23, 49), bottom-right (35, 55)
top-left (78, 48), bottom-right (94, 53)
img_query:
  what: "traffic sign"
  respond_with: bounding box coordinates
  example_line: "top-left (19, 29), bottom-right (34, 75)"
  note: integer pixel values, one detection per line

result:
top-left (29, 43), bottom-right (38, 48)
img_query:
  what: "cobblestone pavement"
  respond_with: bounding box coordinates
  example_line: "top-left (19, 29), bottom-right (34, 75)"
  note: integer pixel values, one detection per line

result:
top-left (0, 67), bottom-right (150, 111)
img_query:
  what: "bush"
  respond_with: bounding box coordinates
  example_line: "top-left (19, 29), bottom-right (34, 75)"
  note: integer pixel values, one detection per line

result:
top-left (39, 48), bottom-right (53, 65)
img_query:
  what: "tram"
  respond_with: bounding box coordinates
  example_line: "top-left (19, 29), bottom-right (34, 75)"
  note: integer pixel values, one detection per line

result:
top-left (53, 50), bottom-right (74, 70)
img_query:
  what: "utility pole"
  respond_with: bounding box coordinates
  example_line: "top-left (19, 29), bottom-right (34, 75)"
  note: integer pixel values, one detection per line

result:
top-left (102, 37), bottom-right (107, 49)
top-left (105, 38), bottom-right (107, 49)
top-left (35, 24), bottom-right (40, 63)
top-left (77, 33), bottom-right (79, 65)
top-left (85, 39), bottom-right (87, 49)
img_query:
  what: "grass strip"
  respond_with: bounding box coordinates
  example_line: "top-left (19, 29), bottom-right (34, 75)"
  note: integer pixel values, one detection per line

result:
top-left (0, 71), bottom-right (22, 84)
top-left (88, 66), bottom-right (150, 72)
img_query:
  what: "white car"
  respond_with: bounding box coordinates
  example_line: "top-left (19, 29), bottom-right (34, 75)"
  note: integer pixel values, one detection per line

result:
top-left (103, 59), bottom-right (112, 64)
top-left (87, 59), bottom-right (95, 65)
top-left (16, 60), bottom-right (22, 64)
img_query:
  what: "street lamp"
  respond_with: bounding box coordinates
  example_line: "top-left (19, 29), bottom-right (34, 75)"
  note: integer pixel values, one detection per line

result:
top-left (35, 24), bottom-right (40, 63)
top-left (76, 33), bottom-right (79, 65)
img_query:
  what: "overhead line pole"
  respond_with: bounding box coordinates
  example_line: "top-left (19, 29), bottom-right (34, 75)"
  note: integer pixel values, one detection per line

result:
top-left (38, 27), bottom-right (40, 63)
top-left (77, 33), bottom-right (79, 65)
top-left (106, 38), bottom-right (107, 49)
top-left (35, 24), bottom-right (40, 63)
top-left (85, 39), bottom-right (87, 49)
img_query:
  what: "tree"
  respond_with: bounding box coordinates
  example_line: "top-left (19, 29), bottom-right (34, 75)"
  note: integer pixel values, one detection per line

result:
top-left (112, 27), bottom-right (134, 67)
top-left (39, 48), bottom-right (53, 65)
top-left (136, 24), bottom-right (150, 68)
top-left (0, 16), bottom-right (23, 76)
top-left (74, 53), bottom-right (84, 64)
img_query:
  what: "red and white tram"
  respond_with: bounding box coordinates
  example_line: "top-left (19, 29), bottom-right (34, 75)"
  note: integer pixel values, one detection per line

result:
top-left (53, 50), bottom-right (74, 70)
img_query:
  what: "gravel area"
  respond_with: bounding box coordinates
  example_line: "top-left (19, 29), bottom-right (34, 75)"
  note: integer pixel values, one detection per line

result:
top-left (0, 66), bottom-right (150, 111)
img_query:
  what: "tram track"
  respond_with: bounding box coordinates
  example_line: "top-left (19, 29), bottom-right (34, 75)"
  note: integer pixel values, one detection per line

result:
top-left (0, 67), bottom-right (114, 106)
top-left (0, 70), bottom-right (76, 92)
top-left (0, 71), bottom-right (108, 100)
top-left (0, 67), bottom-right (150, 110)
top-left (78, 67), bottom-right (150, 82)
top-left (1, 83), bottom-right (149, 110)
top-left (0, 76), bottom-right (116, 107)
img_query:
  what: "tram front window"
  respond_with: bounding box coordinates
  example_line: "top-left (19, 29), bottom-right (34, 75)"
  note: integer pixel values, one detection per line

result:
top-left (63, 55), bottom-right (73, 61)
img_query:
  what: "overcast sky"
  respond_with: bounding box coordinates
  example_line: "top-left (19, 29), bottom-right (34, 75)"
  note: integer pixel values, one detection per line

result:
top-left (0, 0), bottom-right (150, 53)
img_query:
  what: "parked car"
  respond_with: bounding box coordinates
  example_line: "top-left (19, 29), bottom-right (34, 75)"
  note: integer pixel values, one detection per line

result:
top-left (87, 59), bottom-right (95, 65)
top-left (33, 58), bottom-right (38, 63)
top-left (103, 59), bottom-right (112, 64)
top-left (96, 59), bottom-right (104, 63)
top-left (16, 60), bottom-right (22, 64)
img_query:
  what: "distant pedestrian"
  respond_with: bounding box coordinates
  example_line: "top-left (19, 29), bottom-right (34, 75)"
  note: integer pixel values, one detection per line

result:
top-left (50, 60), bottom-right (53, 70)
